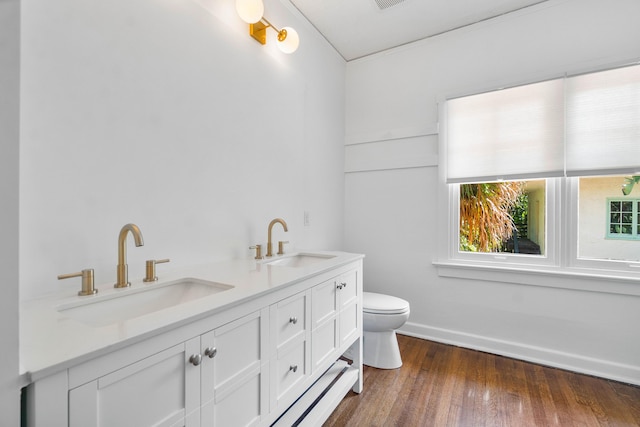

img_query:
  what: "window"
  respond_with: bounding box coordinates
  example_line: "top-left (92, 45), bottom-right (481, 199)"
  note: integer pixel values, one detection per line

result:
top-left (441, 63), bottom-right (640, 278)
top-left (607, 199), bottom-right (638, 239)
top-left (577, 175), bottom-right (640, 264)
top-left (459, 180), bottom-right (545, 256)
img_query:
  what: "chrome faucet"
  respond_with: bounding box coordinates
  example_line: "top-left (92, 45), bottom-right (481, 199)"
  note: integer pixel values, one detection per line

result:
top-left (266, 218), bottom-right (288, 257)
top-left (115, 223), bottom-right (144, 288)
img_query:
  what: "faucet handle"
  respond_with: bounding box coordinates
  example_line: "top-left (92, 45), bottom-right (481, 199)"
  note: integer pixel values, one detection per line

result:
top-left (143, 258), bottom-right (170, 282)
top-left (250, 244), bottom-right (263, 260)
top-left (58, 269), bottom-right (98, 296)
top-left (277, 241), bottom-right (289, 255)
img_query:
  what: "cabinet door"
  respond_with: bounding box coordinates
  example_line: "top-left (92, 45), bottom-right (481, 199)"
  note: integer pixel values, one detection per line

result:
top-left (69, 337), bottom-right (201, 427)
top-left (311, 278), bottom-right (337, 329)
top-left (200, 309), bottom-right (268, 427)
top-left (338, 270), bottom-right (360, 347)
top-left (311, 279), bottom-right (339, 372)
top-left (311, 270), bottom-right (361, 372)
top-left (337, 269), bottom-right (358, 311)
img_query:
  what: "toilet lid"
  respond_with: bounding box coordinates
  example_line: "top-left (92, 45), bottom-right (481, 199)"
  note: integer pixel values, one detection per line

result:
top-left (363, 292), bottom-right (410, 314)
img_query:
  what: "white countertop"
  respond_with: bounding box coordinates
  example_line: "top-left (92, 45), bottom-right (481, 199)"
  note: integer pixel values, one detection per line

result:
top-left (20, 251), bottom-right (364, 384)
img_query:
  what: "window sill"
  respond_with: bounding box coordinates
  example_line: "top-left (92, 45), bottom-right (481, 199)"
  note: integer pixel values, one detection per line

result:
top-left (433, 260), bottom-right (640, 297)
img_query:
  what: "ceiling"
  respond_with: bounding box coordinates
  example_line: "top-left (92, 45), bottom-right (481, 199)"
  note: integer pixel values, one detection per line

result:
top-left (289, 0), bottom-right (548, 61)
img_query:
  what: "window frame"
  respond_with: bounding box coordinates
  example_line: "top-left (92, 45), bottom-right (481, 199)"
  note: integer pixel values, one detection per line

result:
top-left (447, 178), bottom-right (560, 269)
top-left (436, 176), bottom-right (640, 295)
top-left (567, 178), bottom-right (640, 274)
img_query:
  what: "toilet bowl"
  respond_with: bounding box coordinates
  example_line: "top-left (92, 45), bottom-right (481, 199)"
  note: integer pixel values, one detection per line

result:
top-left (362, 292), bottom-right (410, 369)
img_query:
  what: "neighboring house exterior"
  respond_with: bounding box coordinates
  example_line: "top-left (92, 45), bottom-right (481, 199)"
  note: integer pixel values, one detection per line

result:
top-left (580, 176), bottom-right (640, 262)
top-left (524, 180), bottom-right (546, 256)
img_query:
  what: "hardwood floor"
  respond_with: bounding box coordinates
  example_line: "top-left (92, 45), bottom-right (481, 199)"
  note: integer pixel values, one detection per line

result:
top-left (324, 335), bottom-right (640, 426)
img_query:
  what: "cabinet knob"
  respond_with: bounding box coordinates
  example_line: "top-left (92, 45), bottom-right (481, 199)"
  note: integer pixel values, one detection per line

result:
top-left (204, 347), bottom-right (217, 358)
top-left (189, 354), bottom-right (202, 366)
top-left (336, 284), bottom-right (343, 290)
top-left (289, 316), bottom-right (298, 325)
top-left (289, 365), bottom-right (298, 373)
top-left (341, 282), bottom-right (347, 288)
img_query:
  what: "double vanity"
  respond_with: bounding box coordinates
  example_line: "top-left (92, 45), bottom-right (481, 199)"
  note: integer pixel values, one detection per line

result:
top-left (22, 250), bottom-right (364, 426)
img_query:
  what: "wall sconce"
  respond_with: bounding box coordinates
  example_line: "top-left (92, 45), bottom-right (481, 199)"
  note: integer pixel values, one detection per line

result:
top-left (236, 0), bottom-right (299, 54)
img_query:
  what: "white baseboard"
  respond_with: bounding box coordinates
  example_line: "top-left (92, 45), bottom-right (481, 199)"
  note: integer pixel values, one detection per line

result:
top-left (398, 321), bottom-right (640, 387)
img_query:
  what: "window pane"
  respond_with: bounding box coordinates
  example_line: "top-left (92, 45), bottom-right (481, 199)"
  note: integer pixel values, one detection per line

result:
top-left (459, 180), bottom-right (545, 255)
top-left (578, 175), bottom-right (640, 261)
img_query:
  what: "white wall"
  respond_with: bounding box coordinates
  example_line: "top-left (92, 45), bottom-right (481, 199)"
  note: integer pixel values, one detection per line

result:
top-left (345, 0), bottom-right (640, 384)
top-left (20, 0), bottom-right (345, 301)
top-left (0, 0), bottom-right (21, 423)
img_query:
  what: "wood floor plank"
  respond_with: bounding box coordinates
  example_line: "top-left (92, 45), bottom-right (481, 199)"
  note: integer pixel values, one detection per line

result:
top-left (324, 336), bottom-right (640, 427)
top-left (386, 335), bottom-right (429, 425)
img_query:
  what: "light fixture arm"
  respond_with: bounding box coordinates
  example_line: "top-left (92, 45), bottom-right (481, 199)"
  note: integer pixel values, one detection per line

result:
top-left (251, 17), bottom-right (289, 43)
top-left (259, 17), bottom-right (277, 32)
top-left (241, 2), bottom-right (299, 53)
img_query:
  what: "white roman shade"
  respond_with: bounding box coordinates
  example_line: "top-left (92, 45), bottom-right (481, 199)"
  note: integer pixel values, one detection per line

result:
top-left (565, 65), bottom-right (640, 177)
top-left (446, 79), bottom-right (565, 183)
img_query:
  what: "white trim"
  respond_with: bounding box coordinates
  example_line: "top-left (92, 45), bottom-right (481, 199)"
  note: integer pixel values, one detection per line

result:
top-left (344, 135), bottom-right (438, 173)
top-left (433, 260), bottom-right (640, 296)
top-left (345, 123), bottom-right (438, 146)
top-left (398, 322), bottom-right (640, 387)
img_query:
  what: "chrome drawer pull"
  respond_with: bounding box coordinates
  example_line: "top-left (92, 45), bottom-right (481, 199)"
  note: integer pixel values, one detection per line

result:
top-left (289, 365), bottom-right (298, 373)
top-left (204, 347), bottom-right (217, 358)
top-left (289, 316), bottom-right (298, 324)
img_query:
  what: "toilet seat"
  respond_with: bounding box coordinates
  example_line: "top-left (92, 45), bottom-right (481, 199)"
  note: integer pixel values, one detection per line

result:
top-left (363, 292), bottom-right (410, 315)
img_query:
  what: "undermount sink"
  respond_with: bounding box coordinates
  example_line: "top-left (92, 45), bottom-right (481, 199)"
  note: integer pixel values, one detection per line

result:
top-left (57, 278), bottom-right (233, 327)
top-left (263, 253), bottom-right (336, 268)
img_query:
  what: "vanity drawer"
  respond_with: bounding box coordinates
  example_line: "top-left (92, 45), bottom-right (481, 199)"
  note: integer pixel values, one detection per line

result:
top-left (273, 339), bottom-right (308, 404)
top-left (271, 291), bottom-right (308, 350)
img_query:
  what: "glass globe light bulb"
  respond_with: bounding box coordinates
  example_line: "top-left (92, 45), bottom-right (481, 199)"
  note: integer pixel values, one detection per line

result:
top-left (236, 0), bottom-right (264, 24)
top-left (277, 27), bottom-right (299, 54)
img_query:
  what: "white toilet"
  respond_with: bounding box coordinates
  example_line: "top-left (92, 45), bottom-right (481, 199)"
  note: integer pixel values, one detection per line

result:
top-left (362, 292), bottom-right (410, 369)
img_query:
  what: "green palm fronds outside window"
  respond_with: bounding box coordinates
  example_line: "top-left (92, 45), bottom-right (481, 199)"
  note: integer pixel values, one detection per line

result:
top-left (459, 182), bottom-right (525, 252)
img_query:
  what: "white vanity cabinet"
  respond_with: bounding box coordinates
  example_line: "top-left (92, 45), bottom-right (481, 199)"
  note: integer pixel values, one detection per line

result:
top-left (24, 255), bottom-right (363, 427)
